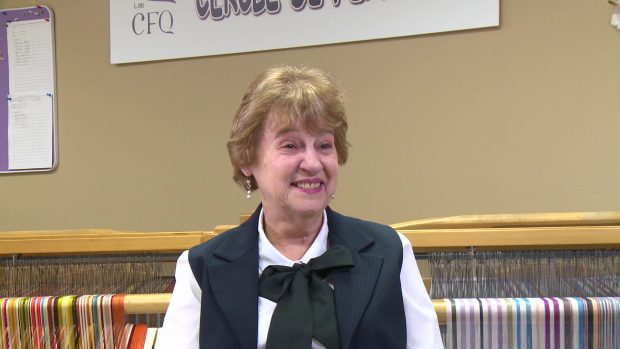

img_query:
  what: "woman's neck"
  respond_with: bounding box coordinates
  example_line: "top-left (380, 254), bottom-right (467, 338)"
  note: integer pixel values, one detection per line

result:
top-left (262, 210), bottom-right (323, 260)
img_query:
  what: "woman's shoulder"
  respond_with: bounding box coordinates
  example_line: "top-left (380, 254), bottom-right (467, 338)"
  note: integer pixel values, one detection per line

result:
top-left (189, 207), bottom-right (261, 258)
top-left (327, 208), bottom-right (402, 246)
top-left (189, 223), bottom-right (254, 258)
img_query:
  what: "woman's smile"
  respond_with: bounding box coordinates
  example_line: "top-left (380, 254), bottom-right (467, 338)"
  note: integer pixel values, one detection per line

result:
top-left (292, 179), bottom-right (323, 192)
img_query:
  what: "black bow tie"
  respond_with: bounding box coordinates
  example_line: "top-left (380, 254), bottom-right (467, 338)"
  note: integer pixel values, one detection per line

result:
top-left (258, 245), bottom-right (355, 349)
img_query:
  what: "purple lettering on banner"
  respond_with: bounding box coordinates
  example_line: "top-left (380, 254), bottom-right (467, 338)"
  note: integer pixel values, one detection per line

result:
top-left (253, 0), bottom-right (266, 15)
top-left (291, 0), bottom-right (306, 11)
top-left (332, 0), bottom-right (341, 6)
top-left (266, 0), bottom-right (281, 13)
top-left (224, 0), bottom-right (240, 17)
top-left (146, 12), bottom-right (159, 33)
top-left (160, 10), bottom-right (174, 33)
top-left (211, 0), bottom-right (225, 20)
top-left (349, 0), bottom-right (364, 4)
top-left (308, 0), bottom-right (323, 9)
top-left (132, 10), bottom-right (174, 34)
top-left (196, 0), bottom-right (210, 19)
top-left (132, 13), bottom-right (145, 34)
top-left (195, 0), bottom-right (281, 20)
top-left (239, 0), bottom-right (252, 13)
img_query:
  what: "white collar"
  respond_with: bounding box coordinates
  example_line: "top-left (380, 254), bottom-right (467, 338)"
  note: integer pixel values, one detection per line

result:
top-left (258, 208), bottom-right (329, 273)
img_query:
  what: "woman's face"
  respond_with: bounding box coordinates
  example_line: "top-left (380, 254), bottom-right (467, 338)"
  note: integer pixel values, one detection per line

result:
top-left (244, 114), bottom-right (339, 221)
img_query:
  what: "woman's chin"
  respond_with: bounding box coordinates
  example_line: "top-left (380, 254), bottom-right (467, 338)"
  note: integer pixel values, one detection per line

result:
top-left (284, 196), bottom-right (329, 218)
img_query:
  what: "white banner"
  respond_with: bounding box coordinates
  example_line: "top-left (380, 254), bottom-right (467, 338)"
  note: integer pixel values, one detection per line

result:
top-left (110, 0), bottom-right (499, 64)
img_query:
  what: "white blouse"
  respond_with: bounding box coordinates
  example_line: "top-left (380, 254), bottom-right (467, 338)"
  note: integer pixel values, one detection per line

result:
top-left (155, 210), bottom-right (443, 349)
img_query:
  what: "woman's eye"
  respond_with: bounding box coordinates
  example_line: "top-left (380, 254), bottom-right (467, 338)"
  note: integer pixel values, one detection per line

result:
top-left (320, 143), bottom-right (333, 149)
top-left (283, 143), bottom-right (296, 149)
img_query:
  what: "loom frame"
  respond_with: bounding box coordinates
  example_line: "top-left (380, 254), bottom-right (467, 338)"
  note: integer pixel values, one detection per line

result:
top-left (2, 211), bottom-right (620, 325)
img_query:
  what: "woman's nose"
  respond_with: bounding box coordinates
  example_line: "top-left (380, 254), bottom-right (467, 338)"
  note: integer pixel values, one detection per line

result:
top-left (300, 149), bottom-right (322, 173)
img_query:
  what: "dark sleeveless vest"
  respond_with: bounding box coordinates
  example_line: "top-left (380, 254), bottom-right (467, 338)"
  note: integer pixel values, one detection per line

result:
top-left (188, 206), bottom-right (407, 349)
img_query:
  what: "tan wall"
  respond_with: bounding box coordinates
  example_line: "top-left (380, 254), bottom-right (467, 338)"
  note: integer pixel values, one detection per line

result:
top-left (1, 0), bottom-right (619, 232)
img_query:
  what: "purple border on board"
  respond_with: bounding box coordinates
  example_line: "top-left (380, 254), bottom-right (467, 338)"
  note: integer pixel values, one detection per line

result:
top-left (0, 6), bottom-right (51, 171)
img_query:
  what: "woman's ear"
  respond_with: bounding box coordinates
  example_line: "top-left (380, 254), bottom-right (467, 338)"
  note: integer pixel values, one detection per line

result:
top-left (240, 167), bottom-right (252, 177)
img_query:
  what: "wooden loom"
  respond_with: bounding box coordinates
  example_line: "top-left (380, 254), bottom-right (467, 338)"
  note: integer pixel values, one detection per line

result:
top-left (2, 211), bottom-right (620, 327)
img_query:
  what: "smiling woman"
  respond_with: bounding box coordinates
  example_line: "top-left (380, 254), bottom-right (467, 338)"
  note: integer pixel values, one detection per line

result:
top-left (242, 116), bottom-right (339, 253)
top-left (155, 66), bottom-right (443, 349)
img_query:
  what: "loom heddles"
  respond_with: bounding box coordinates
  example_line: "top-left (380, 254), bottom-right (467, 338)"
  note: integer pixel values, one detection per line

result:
top-left (0, 253), bottom-right (177, 297)
top-left (427, 249), bottom-right (620, 299)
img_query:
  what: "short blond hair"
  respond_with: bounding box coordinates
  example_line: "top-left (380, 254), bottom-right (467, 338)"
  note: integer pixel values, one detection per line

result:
top-left (227, 65), bottom-right (349, 190)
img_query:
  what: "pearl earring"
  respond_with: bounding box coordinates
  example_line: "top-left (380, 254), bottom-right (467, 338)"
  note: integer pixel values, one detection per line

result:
top-left (245, 177), bottom-right (252, 199)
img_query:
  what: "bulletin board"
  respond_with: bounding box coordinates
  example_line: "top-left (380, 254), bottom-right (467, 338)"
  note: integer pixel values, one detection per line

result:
top-left (0, 6), bottom-right (57, 173)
